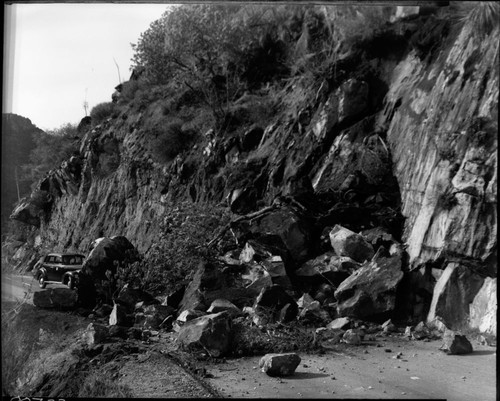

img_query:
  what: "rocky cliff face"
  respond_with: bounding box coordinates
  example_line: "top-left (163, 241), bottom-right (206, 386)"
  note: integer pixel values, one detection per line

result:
top-left (9, 8), bottom-right (497, 334)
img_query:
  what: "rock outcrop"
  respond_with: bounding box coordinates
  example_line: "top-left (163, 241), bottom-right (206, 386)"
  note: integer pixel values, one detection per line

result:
top-left (334, 246), bottom-right (404, 319)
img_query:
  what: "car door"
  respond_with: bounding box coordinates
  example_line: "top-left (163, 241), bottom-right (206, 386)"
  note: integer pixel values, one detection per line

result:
top-left (43, 255), bottom-right (56, 280)
top-left (52, 255), bottom-right (63, 280)
top-left (45, 255), bottom-right (61, 281)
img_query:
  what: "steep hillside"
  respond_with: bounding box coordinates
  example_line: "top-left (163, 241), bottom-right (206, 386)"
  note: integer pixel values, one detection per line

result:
top-left (1, 114), bottom-right (43, 233)
top-left (7, 4), bottom-right (497, 334)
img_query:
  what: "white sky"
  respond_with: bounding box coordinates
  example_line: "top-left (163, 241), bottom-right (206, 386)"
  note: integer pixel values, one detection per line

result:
top-left (3, 2), bottom-right (172, 131)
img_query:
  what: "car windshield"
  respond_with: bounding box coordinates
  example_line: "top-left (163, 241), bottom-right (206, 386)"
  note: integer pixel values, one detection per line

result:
top-left (61, 255), bottom-right (84, 265)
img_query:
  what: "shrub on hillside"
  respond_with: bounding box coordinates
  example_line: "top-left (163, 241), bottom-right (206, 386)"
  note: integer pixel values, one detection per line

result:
top-left (131, 4), bottom-right (299, 123)
top-left (150, 120), bottom-right (198, 163)
top-left (116, 202), bottom-right (232, 295)
top-left (90, 102), bottom-right (119, 126)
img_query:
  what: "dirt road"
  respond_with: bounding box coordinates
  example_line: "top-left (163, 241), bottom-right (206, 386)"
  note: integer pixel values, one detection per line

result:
top-left (1, 274), bottom-right (37, 303)
top-left (205, 337), bottom-right (496, 400)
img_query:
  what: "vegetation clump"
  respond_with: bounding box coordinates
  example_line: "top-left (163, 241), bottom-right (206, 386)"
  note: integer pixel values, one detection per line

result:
top-left (90, 101), bottom-right (120, 126)
top-left (149, 119), bottom-right (198, 163)
top-left (117, 201), bottom-right (232, 295)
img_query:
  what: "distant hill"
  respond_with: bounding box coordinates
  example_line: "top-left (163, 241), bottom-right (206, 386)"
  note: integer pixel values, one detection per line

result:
top-left (1, 113), bottom-right (44, 232)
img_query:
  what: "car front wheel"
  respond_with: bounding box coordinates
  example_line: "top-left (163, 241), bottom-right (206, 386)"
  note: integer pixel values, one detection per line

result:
top-left (38, 275), bottom-right (47, 289)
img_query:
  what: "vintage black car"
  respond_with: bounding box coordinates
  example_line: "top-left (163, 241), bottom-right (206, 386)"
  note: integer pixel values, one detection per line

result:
top-left (33, 253), bottom-right (85, 289)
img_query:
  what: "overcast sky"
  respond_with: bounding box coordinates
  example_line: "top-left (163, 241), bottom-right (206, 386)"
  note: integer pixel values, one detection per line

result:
top-left (3, 2), bottom-right (172, 131)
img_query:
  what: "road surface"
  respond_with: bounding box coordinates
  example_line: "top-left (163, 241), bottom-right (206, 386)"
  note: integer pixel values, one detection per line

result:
top-left (1, 274), bottom-right (68, 304)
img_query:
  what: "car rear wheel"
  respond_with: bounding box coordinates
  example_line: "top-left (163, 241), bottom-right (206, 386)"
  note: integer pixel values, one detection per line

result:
top-left (38, 275), bottom-right (47, 289)
top-left (67, 276), bottom-right (75, 289)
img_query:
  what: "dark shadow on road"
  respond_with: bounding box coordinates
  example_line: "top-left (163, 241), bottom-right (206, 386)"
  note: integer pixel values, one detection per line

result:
top-left (458, 350), bottom-right (496, 356)
top-left (286, 371), bottom-right (330, 380)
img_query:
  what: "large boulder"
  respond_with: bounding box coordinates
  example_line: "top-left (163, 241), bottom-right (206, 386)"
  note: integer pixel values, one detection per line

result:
top-left (178, 260), bottom-right (257, 313)
top-left (231, 205), bottom-right (315, 265)
top-left (259, 353), bottom-right (301, 377)
top-left (115, 284), bottom-right (159, 312)
top-left (178, 260), bottom-right (225, 312)
top-left (82, 236), bottom-right (139, 280)
top-left (334, 246), bottom-right (404, 319)
top-left (329, 225), bottom-right (374, 263)
top-left (253, 284), bottom-right (298, 325)
top-left (177, 312), bottom-right (232, 357)
top-left (468, 277), bottom-right (497, 336)
top-left (296, 252), bottom-right (360, 287)
top-left (440, 330), bottom-right (473, 355)
top-left (427, 262), bottom-right (485, 331)
top-left (33, 288), bottom-right (78, 309)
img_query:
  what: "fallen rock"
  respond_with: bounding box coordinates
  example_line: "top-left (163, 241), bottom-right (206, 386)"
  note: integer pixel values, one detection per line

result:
top-left (177, 260), bottom-right (256, 313)
top-left (142, 304), bottom-right (175, 321)
top-left (316, 328), bottom-right (345, 348)
top-left (177, 312), bottom-right (232, 357)
top-left (33, 288), bottom-right (78, 309)
top-left (115, 284), bottom-right (160, 312)
top-left (342, 329), bottom-right (362, 345)
top-left (329, 225), bottom-right (374, 263)
top-left (231, 205), bottom-right (314, 264)
top-left (242, 263), bottom-right (274, 292)
top-left (334, 248), bottom-right (404, 318)
top-left (83, 323), bottom-right (109, 345)
top-left (253, 284), bottom-right (298, 325)
top-left (404, 326), bottom-right (412, 338)
top-left (82, 236), bottom-right (139, 280)
top-left (109, 302), bottom-right (131, 326)
top-left (259, 353), bottom-right (301, 377)
top-left (440, 331), bottom-right (473, 355)
top-left (312, 283), bottom-right (336, 304)
top-left (327, 317), bottom-right (351, 330)
top-left (296, 252), bottom-right (360, 287)
top-left (108, 325), bottom-right (128, 339)
top-left (361, 226), bottom-right (397, 250)
top-left (240, 241), bottom-right (289, 281)
top-left (207, 299), bottom-right (242, 317)
top-left (382, 319), bottom-right (397, 333)
top-left (412, 321), bottom-right (431, 340)
top-left (177, 309), bottom-right (206, 323)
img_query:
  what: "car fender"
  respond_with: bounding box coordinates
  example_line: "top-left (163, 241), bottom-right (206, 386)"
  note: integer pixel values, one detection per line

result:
top-left (62, 270), bottom-right (80, 281)
top-left (37, 267), bottom-right (48, 279)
